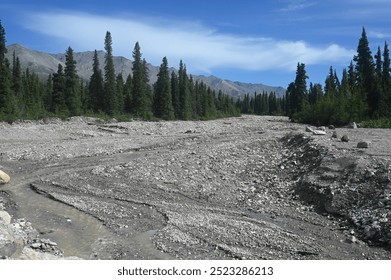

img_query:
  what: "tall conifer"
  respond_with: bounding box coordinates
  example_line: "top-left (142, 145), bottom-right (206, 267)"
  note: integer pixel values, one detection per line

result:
top-left (104, 31), bottom-right (117, 115)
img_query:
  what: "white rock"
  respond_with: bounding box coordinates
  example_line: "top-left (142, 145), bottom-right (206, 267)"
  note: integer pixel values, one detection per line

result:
top-left (0, 211), bottom-right (12, 224)
top-left (312, 130), bottom-right (326, 135)
top-left (0, 170), bottom-right (10, 184)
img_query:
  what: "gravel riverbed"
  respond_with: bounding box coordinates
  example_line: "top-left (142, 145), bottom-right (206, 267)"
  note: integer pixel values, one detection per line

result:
top-left (1, 115), bottom-right (391, 259)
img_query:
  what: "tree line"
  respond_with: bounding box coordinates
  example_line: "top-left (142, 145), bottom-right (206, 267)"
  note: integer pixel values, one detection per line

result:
top-left (285, 28), bottom-right (391, 127)
top-left (0, 21), bottom-right (239, 122)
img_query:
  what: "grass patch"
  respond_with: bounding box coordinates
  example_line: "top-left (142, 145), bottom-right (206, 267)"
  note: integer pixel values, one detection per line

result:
top-left (361, 118), bottom-right (391, 128)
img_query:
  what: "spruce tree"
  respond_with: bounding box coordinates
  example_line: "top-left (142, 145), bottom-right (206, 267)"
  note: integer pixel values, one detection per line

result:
top-left (104, 31), bottom-right (117, 115)
top-left (89, 50), bottom-right (104, 112)
top-left (51, 64), bottom-right (66, 113)
top-left (64, 46), bottom-right (81, 115)
top-left (131, 42), bottom-right (148, 118)
top-left (354, 27), bottom-right (376, 117)
top-left (124, 74), bottom-right (132, 113)
top-left (383, 42), bottom-right (391, 116)
top-left (0, 20), bottom-right (16, 119)
top-left (178, 60), bottom-right (191, 120)
top-left (116, 73), bottom-right (125, 113)
top-left (289, 63), bottom-right (308, 117)
top-left (171, 71), bottom-right (180, 118)
top-left (153, 57), bottom-right (174, 120)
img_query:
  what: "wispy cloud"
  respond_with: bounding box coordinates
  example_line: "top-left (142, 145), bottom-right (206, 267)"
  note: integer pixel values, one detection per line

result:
top-left (277, 0), bottom-right (317, 12)
top-left (24, 10), bottom-right (354, 74)
top-left (368, 30), bottom-right (391, 39)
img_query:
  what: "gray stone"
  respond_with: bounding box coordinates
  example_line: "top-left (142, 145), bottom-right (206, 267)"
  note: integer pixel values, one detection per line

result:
top-left (318, 126), bottom-right (326, 131)
top-left (332, 131), bottom-right (338, 138)
top-left (350, 122), bottom-right (358, 129)
top-left (313, 130), bottom-right (326, 135)
top-left (341, 135), bottom-right (349, 142)
top-left (305, 126), bottom-right (314, 133)
top-left (357, 141), bottom-right (371, 148)
top-left (328, 125), bottom-right (335, 130)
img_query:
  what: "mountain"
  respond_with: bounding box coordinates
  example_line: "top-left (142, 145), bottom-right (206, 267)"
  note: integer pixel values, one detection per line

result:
top-left (6, 44), bottom-right (286, 98)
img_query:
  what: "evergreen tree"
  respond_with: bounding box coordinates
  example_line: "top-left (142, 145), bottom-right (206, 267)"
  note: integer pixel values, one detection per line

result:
top-left (51, 64), bottom-right (66, 113)
top-left (131, 42), bottom-right (149, 118)
top-left (124, 74), bottom-right (132, 113)
top-left (104, 31), bottom-right (117, 115)
top-left (116, 73), bottom-right (125, 113)
top-left (153, 57), bottom-right (174, 120)
top-left (171, 71), bottom-right (180, 118)
top-left (383, 42), bottom-right (391, 116)
top-left (64, 46), bottom-right (81, 115)
top-left (354, 27), bottom-right (377, 117)
top-left (12, 51), bottom-right (23, 116)
top-left (89, 50), bottom-right (104, 112)
top-left (0, 20), bottom-right (16, 119)
top-left (289, 63), bottom-right (308, 118)
top-left (178, 60), bottom-right (191, 120)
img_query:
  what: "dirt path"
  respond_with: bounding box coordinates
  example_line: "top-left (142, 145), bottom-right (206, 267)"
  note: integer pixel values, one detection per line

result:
top-left (1, 115), bottom-right (390, 259)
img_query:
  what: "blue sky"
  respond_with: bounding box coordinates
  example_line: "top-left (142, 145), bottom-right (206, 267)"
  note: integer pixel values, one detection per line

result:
top-left (1, 0), bottom-right (391, 88)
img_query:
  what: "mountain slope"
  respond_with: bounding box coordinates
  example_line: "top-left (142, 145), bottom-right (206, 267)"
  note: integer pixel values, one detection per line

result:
top-left (6, 44), bottom-right (286, 98)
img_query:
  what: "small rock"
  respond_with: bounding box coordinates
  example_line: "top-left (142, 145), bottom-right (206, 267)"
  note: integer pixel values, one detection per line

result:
top-left (0, 170), bottom-right (10, 184)
top-left (305, 126), bottom-right (314, 133)
top-left (341, 135), bottom-right (349, 142)
top-left (332, 131), bottom-right (338, 138)
top-left (313, 130), bottom-right (326, 135)
top-left (0, 211), bottom-right (11, 224)
top-left (346, 236), bottom-right (358, 244)
top-left (328, 125), bottom-right (335, 130)
top-left (357, 141), bottom-right (371, 148)
top-left (30, 243), bottom-right (42, 249)
top-left (318, 126), bottom-right (326, 131)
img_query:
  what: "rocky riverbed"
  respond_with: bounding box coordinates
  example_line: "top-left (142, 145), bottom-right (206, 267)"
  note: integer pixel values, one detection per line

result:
top-left (1, 115), bottom-right (391, 259)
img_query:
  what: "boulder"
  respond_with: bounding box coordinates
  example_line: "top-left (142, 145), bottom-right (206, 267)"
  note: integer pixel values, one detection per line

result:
top-left (332, 131), bottom-right (338, 138)
top-left (341, 135), bottom-right (349, 142)
top-left (0, 170), bottom-right (10, 184)
top-left (328, 125), bottom-right (335, 130)
top-left (357, 141), bottom-right (371, 149)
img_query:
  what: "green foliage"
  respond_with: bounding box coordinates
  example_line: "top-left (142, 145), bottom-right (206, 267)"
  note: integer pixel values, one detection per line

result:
top-left (289, 27), bottom-right (391, 127)
top-left (0, 24), bottom-right (239, 122)
top-left (361, 118), bottom-right (391, 128)
top-left (103, 31), bottom-right (117, 115)
top-left (153, 57), bottom-right (174, 120)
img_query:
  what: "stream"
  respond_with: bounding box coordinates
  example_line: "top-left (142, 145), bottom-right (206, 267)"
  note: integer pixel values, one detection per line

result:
top-left (1, 153), bottom-right (171, 259)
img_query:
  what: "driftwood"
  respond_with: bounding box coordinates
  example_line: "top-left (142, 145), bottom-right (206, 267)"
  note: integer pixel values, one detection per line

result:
top-left (0, 170), bottom-right (10, 184)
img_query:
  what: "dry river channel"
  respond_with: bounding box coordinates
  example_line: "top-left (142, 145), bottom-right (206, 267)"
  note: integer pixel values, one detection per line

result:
top-left (1, 115), bottom-right (391, 260)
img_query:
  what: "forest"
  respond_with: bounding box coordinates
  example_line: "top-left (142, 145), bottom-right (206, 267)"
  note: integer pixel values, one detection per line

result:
top-left (1, 19), bottom-right (391, 127)
top-left (0, 21), bottom-right (239, 122)
top-left (285, 28), bottom-right (391, 128)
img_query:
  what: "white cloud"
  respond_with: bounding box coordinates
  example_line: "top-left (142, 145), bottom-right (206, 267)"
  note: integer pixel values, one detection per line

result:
top-left (24, 10), bottom-right (354, 74)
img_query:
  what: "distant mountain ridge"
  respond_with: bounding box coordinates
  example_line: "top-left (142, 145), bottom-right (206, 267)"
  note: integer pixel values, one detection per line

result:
top-left (6, 43), bottom-right (286, 99)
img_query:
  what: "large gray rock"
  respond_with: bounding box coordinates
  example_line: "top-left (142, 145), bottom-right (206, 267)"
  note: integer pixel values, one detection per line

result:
top-left (357, 141), bottom-right (371, 148)
top-left (341, 135), bottom-right (349, 142)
